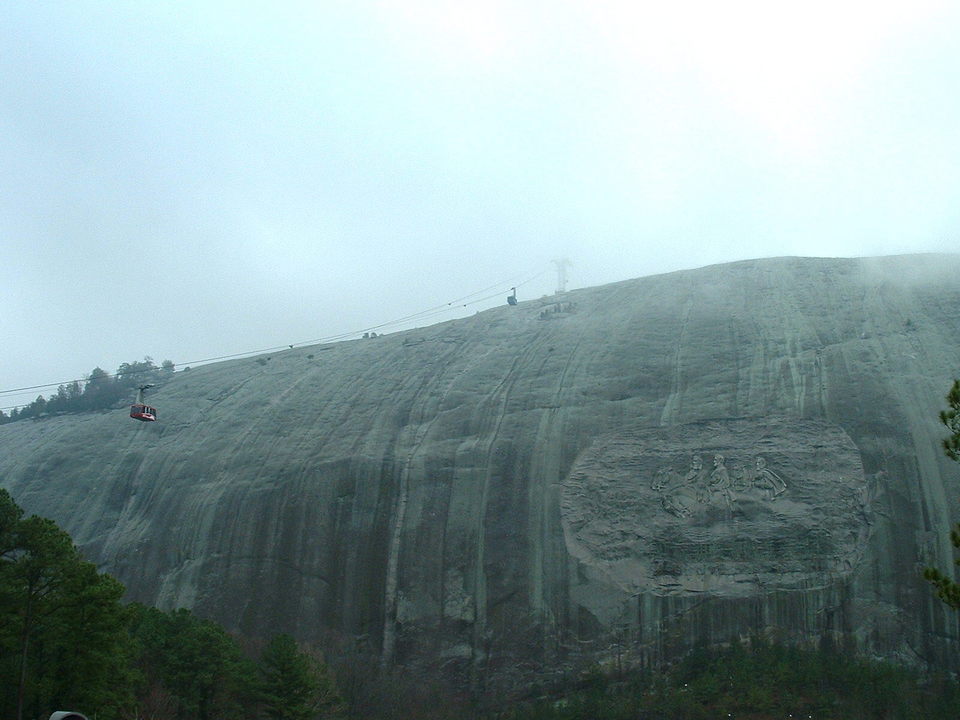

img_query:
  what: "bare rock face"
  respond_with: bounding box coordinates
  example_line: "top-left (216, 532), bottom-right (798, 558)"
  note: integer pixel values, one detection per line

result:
top-left (2, 254), bottom-right (960, 684)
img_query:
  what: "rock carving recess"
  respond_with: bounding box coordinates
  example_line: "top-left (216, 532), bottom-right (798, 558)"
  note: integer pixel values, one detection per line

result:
top-left (561, 418), bottom-right (869, 597)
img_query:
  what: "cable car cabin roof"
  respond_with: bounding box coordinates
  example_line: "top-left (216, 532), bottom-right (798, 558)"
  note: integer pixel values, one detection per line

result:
top-left (130, 404), bottom-right (157, 421)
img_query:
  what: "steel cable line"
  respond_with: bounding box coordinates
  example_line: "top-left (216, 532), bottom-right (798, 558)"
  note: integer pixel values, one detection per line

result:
top-left (0, 268), bottom-right (549, 410)
top-left (165, 268), bottom-right (547, 367)
top-left (289, 268), bottom-right (548, 346)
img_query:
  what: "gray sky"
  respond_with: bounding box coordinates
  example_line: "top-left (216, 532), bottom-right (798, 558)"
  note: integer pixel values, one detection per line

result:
top-left (2, 1), bottom-right (959, 409)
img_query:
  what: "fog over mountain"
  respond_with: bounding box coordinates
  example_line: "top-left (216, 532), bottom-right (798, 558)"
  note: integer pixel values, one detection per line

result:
top-left (3, 2), bottom-right (960, 407)
top-left (2, 255), bottom-right (959, 687)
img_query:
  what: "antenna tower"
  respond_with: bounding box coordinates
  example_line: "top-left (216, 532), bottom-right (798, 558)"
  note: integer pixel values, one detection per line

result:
top-left (553, 258), bottom-right (572, 294)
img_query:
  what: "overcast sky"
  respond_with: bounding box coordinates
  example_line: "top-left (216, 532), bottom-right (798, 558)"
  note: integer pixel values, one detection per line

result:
top-left (2, 1), bottom-right (959, 409)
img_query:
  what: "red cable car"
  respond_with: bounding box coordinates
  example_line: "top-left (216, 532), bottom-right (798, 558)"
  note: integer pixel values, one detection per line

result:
top-left (130, 384), bottom-right (157, 422)
top-left (130, 404), bottom-right (157, 421)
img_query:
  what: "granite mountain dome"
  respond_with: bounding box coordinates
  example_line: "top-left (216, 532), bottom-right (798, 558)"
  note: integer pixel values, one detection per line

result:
top-left (3, 254), bottom-right (960, 685)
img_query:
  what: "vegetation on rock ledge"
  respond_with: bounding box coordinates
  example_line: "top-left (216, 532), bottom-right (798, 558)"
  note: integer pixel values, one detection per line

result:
top-left (0, 357), bottom-right (174, 424)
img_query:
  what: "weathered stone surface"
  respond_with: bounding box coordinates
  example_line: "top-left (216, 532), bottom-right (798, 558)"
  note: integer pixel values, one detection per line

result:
top-left (2, 254), bottom-right (960, 682)
top-left (562, 417), bottom-right (869, 598)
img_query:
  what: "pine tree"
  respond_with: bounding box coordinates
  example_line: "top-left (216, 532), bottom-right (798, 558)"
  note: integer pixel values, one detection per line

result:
top-left (258, 634), bottom-right (344, 720)
top-left (924, 380), bottom-right (960, 608)
top-left (126, 604), bottom-right (256, 720)
top-left (942, 379), bottom-right (960, 461)
top-left (0, 491), bottom-right (134, 720)
top-left (5, 514), bottom-right (79, 720)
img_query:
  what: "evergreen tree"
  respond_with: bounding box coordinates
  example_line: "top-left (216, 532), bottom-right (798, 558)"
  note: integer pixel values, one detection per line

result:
top-left (126, 604), bottom-right (256, 720)
top-left (258, 634), bottom-right (344, 720)
top-left (3, 358), bottom-right (174, 424)
top-left (47, 385), bottom-right (69, 414)
top-left (116, 357), bottom-right (161, 392)
top-left (0, 489), bottom-right (23, 557)
top-left (4, 514), bottom-right (79, 720)
top-left (941, 379), bottom-right (960, 461)
top-left (40, 566), bottom-right (134, 717)
top-left (924, 379), bottom-right (960, 608)
top-left (0, 491), bottom-right (134, 720)
top-left (81, 367), bottom-right (122, 410)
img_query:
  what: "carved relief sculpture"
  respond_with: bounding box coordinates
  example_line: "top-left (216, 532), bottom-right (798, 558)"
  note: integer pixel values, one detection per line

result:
top-left (753, 455), bottom-right (786, 500)
top-left (708, 454), bottom-right (733, 509)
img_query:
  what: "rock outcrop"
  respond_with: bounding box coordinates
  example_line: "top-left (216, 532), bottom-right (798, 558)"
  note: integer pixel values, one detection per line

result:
top-left (2, 254), bottom-right (960, 684)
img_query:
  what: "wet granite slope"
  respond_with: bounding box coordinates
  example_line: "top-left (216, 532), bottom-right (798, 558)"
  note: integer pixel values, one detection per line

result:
top-left (2, 254), bottom-right (959, 680)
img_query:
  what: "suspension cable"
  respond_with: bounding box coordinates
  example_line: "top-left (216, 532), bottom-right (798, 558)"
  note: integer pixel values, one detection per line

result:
top-left (0, 267), bottom-right (550, 410)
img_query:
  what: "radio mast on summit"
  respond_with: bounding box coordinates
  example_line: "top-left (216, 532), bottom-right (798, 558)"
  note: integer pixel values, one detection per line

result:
top-left (553, 257), bottom-right (572, 294)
